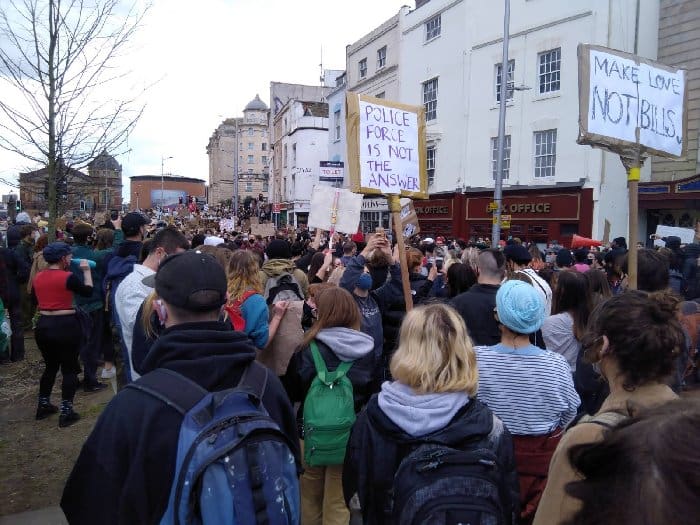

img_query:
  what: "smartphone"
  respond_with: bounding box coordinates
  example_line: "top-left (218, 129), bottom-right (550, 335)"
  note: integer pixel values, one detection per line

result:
top-left (110, 210), bottom-right (119, 221)
top-left (436, 257), bottom-right (444, 271)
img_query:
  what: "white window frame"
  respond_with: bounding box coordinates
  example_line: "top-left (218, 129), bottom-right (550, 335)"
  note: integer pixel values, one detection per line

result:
top-left (491, 135), bottom-right (512, 180)
top-left (262, 143), bottom-right (267, 151)
top-left (495, 60), bottom-right (515, 102)
top-left (334, 110), bottom-right (341, 141)
top-left (422, 78), bottom-right (438, 121)
top-left (247, 142), bottom-right (254, 150)
top-left (425, 14), bottom-right (441, 41)
top-left (538, 48), bottom-right (561, 94)
top-left (292, 143), bottom-right (297, 166)
top-left (261, 155), bottom-right (267, 165)
top-left (247, 155), bottom-right (254, 164)
top-left (533, 129), bottom-right (557, 178)
top-left (246, 181), bottom-right (253, 192)
top-left (359, 58), bottom-right (367, 78)
top-left (283, 144), bottom-right (288, 167)
top-left (377, 46), bottom-right (387, 69)
top-left (247, 128), bottom-right (254, 136)
top-left (426, 145), bottom-right (436, 186)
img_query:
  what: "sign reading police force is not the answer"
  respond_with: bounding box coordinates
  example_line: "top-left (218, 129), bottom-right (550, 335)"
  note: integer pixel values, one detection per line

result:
top-left (346, 92), bottom-right (428, 199)
top-left (578, 44), bottom-right (688, 159)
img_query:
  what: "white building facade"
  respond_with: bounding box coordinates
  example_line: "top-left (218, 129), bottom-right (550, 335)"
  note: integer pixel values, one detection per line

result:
top-left (397, 0), bottom-right (659, 241)
top-left (272, 100), bottom-right (329, 227)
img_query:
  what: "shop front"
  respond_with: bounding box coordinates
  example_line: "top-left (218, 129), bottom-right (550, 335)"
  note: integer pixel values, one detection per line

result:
top-left (414, 186), bottom-right (594, 245)
top-left (413, 195), bottom-right (456, 237)
top-left (360, 197), bottom-right (391, 233)
top-left (639, 174), bottom-right (700, 239)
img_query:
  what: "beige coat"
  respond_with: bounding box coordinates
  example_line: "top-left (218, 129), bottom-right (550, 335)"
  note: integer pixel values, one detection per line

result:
top-left (533, 383), bottom-right (678, 525)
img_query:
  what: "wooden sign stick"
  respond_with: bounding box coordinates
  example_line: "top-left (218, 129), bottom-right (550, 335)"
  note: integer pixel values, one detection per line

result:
top-left (389, 195), bottom-right (413, 311)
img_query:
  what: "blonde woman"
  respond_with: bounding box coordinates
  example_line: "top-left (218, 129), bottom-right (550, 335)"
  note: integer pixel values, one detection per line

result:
top-left (343, 303), bottom-right (519, 524)
top-left (226, 250), bottom-right (286, 349)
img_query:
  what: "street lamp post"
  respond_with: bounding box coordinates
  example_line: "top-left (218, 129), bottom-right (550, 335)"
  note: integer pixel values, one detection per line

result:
top-left (492, 0), bottom-right (510, 245)
top-left (161, 155), bottom-right (173, 208)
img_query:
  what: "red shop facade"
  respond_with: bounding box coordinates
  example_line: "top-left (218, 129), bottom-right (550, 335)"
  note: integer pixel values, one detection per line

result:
top-left (415, 185), bottom-right (594, 246)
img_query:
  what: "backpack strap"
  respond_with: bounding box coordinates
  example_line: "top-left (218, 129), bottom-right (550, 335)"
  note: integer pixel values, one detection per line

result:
top-left (126, 368), bottom-right (208, 415)
top-left (579, 411), bottom-right (628, 429)
top-left (310, 340), bottom-right (352, 385)
top-left (236, 360), bottom-right (269, 401)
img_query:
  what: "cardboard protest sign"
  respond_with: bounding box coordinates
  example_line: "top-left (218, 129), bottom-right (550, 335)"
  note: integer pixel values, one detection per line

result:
top-left (346, 92), bottom-right (428, 199)
top-left (399, 198), bottom-right (420, 238)
top-left (653, 225), bottom-right (695, 247)
top-left (250, 223), bottom-right (276, 238)
top-left (308, 186), bottom-right (363, 234)
top-left (218, 218), bottom-right (235, 232)
top-left (93, 212), bottom-right (105, 226)
top-left (578, 44), bottom-right (688, 158)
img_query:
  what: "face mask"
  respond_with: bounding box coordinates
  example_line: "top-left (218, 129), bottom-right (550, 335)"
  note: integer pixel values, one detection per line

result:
top-left (356, 273), bottom-right (373, 291)
top-left (32, 231), bottom-right (40, 241)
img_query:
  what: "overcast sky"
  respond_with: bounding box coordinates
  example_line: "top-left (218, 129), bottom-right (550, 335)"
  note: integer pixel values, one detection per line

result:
top-left (0, 0), bottom-right (411, 200)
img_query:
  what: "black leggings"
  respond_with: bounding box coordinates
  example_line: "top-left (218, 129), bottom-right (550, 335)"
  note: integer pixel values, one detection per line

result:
top-left (35, 314), bottom-right (83, 401)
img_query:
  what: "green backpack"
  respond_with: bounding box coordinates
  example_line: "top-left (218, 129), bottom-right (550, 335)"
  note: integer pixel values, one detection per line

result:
top-left (303, 340), bottom-right (356, 467)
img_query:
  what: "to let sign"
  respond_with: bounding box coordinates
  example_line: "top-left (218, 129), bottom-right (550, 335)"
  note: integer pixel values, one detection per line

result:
top-left (346, 92), bottom-right (428, 199)
top-left (578, 44), bottom-right (688, 158)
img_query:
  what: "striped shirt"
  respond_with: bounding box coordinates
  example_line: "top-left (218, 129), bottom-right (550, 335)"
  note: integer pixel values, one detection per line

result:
top-left (474, 343), bottom-right (580, 435)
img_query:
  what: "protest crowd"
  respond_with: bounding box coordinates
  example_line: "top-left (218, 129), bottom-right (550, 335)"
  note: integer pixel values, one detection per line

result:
top-left (1, 203), bottom-right (699, 525)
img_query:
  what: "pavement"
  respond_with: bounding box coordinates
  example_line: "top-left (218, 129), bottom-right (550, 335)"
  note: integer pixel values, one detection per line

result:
top-left (0, 507), bottom-right (67, 525)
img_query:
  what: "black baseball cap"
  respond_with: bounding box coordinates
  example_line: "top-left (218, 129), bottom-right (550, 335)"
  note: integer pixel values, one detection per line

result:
top-left (143, 251), bottom-right (227, 311)
top-left (503, 244), bottom-right (532, 264)
top-left (122, 212), bottom-right (149, 236)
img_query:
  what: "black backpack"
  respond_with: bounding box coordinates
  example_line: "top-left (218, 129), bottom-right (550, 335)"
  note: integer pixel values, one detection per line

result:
top-left (263, 272), bottom-right (303, 305)
top-left (391, 439), bottom-right (507, 525)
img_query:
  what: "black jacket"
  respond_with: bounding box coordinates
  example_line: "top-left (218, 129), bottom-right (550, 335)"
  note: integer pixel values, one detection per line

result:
top-left (61, 321), bottom-right (300, 525)
top-left (287, 338), bottom-right (376, 418)
top-left (382, 273), bottom-right (433, 356)
top-left (450, 283), bottom-right (501, 346)
top-left (343, 395), bottom-right (520, 525)
top-left (0, 247), bottom-right (29, 305)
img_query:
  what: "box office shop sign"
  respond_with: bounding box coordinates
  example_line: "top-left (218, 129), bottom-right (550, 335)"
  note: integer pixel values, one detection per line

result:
top-left (466, 194), bottom-right (582, 221)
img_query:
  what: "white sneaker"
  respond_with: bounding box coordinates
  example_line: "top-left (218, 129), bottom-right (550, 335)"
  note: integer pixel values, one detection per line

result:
top-left (100, 367), bottom-right (116, 379)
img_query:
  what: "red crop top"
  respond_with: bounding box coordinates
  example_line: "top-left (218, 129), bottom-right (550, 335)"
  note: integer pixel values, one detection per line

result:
top-left (33, 269), bottom-right (93, 310)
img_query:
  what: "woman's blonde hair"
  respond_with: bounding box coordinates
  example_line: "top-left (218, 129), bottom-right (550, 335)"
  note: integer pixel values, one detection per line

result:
top-left (390, 303), bottom-right (478, 395)
top-left (141, 290), bottom-right (159, 339)
top-left (227, 250), bottom-right (262, 301)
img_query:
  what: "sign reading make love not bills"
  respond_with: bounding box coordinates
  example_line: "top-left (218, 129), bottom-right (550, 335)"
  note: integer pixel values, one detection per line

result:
top-left (578, 44), bottom-right (688, 158)
top-left (346, 92), bottom-right (428, 199)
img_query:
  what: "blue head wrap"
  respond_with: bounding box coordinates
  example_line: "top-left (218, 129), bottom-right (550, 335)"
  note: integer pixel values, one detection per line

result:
top-left (496, 279), bottom-right (545, 334)
top-left (43, 242), bottom-right (72, 264)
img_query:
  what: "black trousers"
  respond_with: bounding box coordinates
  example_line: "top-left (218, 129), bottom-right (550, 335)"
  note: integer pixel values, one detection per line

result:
top-left (35, 314), bottom-right (82, 401)
top-left (6, 300), bottom-right (24, 361)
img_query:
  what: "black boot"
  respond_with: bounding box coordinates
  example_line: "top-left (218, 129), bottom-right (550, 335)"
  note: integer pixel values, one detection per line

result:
top-left (58, 400), bottom-right (80, 428)
top-left (35, 401), bottom-right (59, 420)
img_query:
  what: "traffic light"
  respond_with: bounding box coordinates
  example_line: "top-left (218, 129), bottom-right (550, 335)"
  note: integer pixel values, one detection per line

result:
top-left (15, 200), bottom-right (21, 212)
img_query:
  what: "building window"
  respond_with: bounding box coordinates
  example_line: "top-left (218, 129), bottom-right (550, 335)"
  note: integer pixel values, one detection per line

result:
top-left (262, 143), bottom-right (267, 151)
top-left (422, 78), bottom-right (438, 121)
top-left (427, 145), bottom-right (436, 186)
top-left (292, 143), bottom-right (297, 166)
top-left (246, 181), bottom-right (253, 192)
top-left (491, 135), bottom-right (512, 180)
top-left (247, 128), bottom-right (254, 136)
top-left (538, 48), bottom-right (561, 94)
top-left (334, 110), bottom-right (341, 140)
top-left (425, 14), bottom-right (441, 41)
top-left (263, 181), bottom-right (269, 192)
top-left (375, 92), bottom-right (385, 99)
top-left (534, 129), bottom-right (557, 178)
top-left (283, 145), bottom-right (287, 167)
top-left (248, 168), bottom-right (254, 174)
top-left (248, 142), bottom-right (254, 150)
top-left (247, 155), bottom-right (254, 164)
top-left (377, 46), bottom-right (386, 69)
top-left (262, 155), bottom-right (267, 164)
top-left (359, 58), bottom-right (367, 78)
top-left (495, 60), bottom-right (515, 102)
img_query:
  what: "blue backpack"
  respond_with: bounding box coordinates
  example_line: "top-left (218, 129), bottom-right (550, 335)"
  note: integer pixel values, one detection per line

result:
top-left (103, 254), bottom-right (137, 322)
top-left (128, 362), bottom-right (300, 525)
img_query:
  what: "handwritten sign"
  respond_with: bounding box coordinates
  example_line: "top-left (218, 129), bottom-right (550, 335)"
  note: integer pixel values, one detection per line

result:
top-left (399, 198), bottom-right (420, 238)
top-left (250, 223), bottom-right (276, 238)
top-left (578, 44), bottom-right (687, 158)
top-left (346, 92), bottom-right (427, 199)
top-left (308, 186), bottom-right (363, 234)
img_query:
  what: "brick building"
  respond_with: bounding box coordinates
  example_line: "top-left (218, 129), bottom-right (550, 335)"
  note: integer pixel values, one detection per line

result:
top-left (19, 150), bottom-right (123, 215)
top-left (130, 175), bottom-right (206, 210)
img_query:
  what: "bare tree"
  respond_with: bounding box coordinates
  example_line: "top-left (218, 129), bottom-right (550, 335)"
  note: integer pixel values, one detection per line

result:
top-left (0, 0), bottom-right (148, 237)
